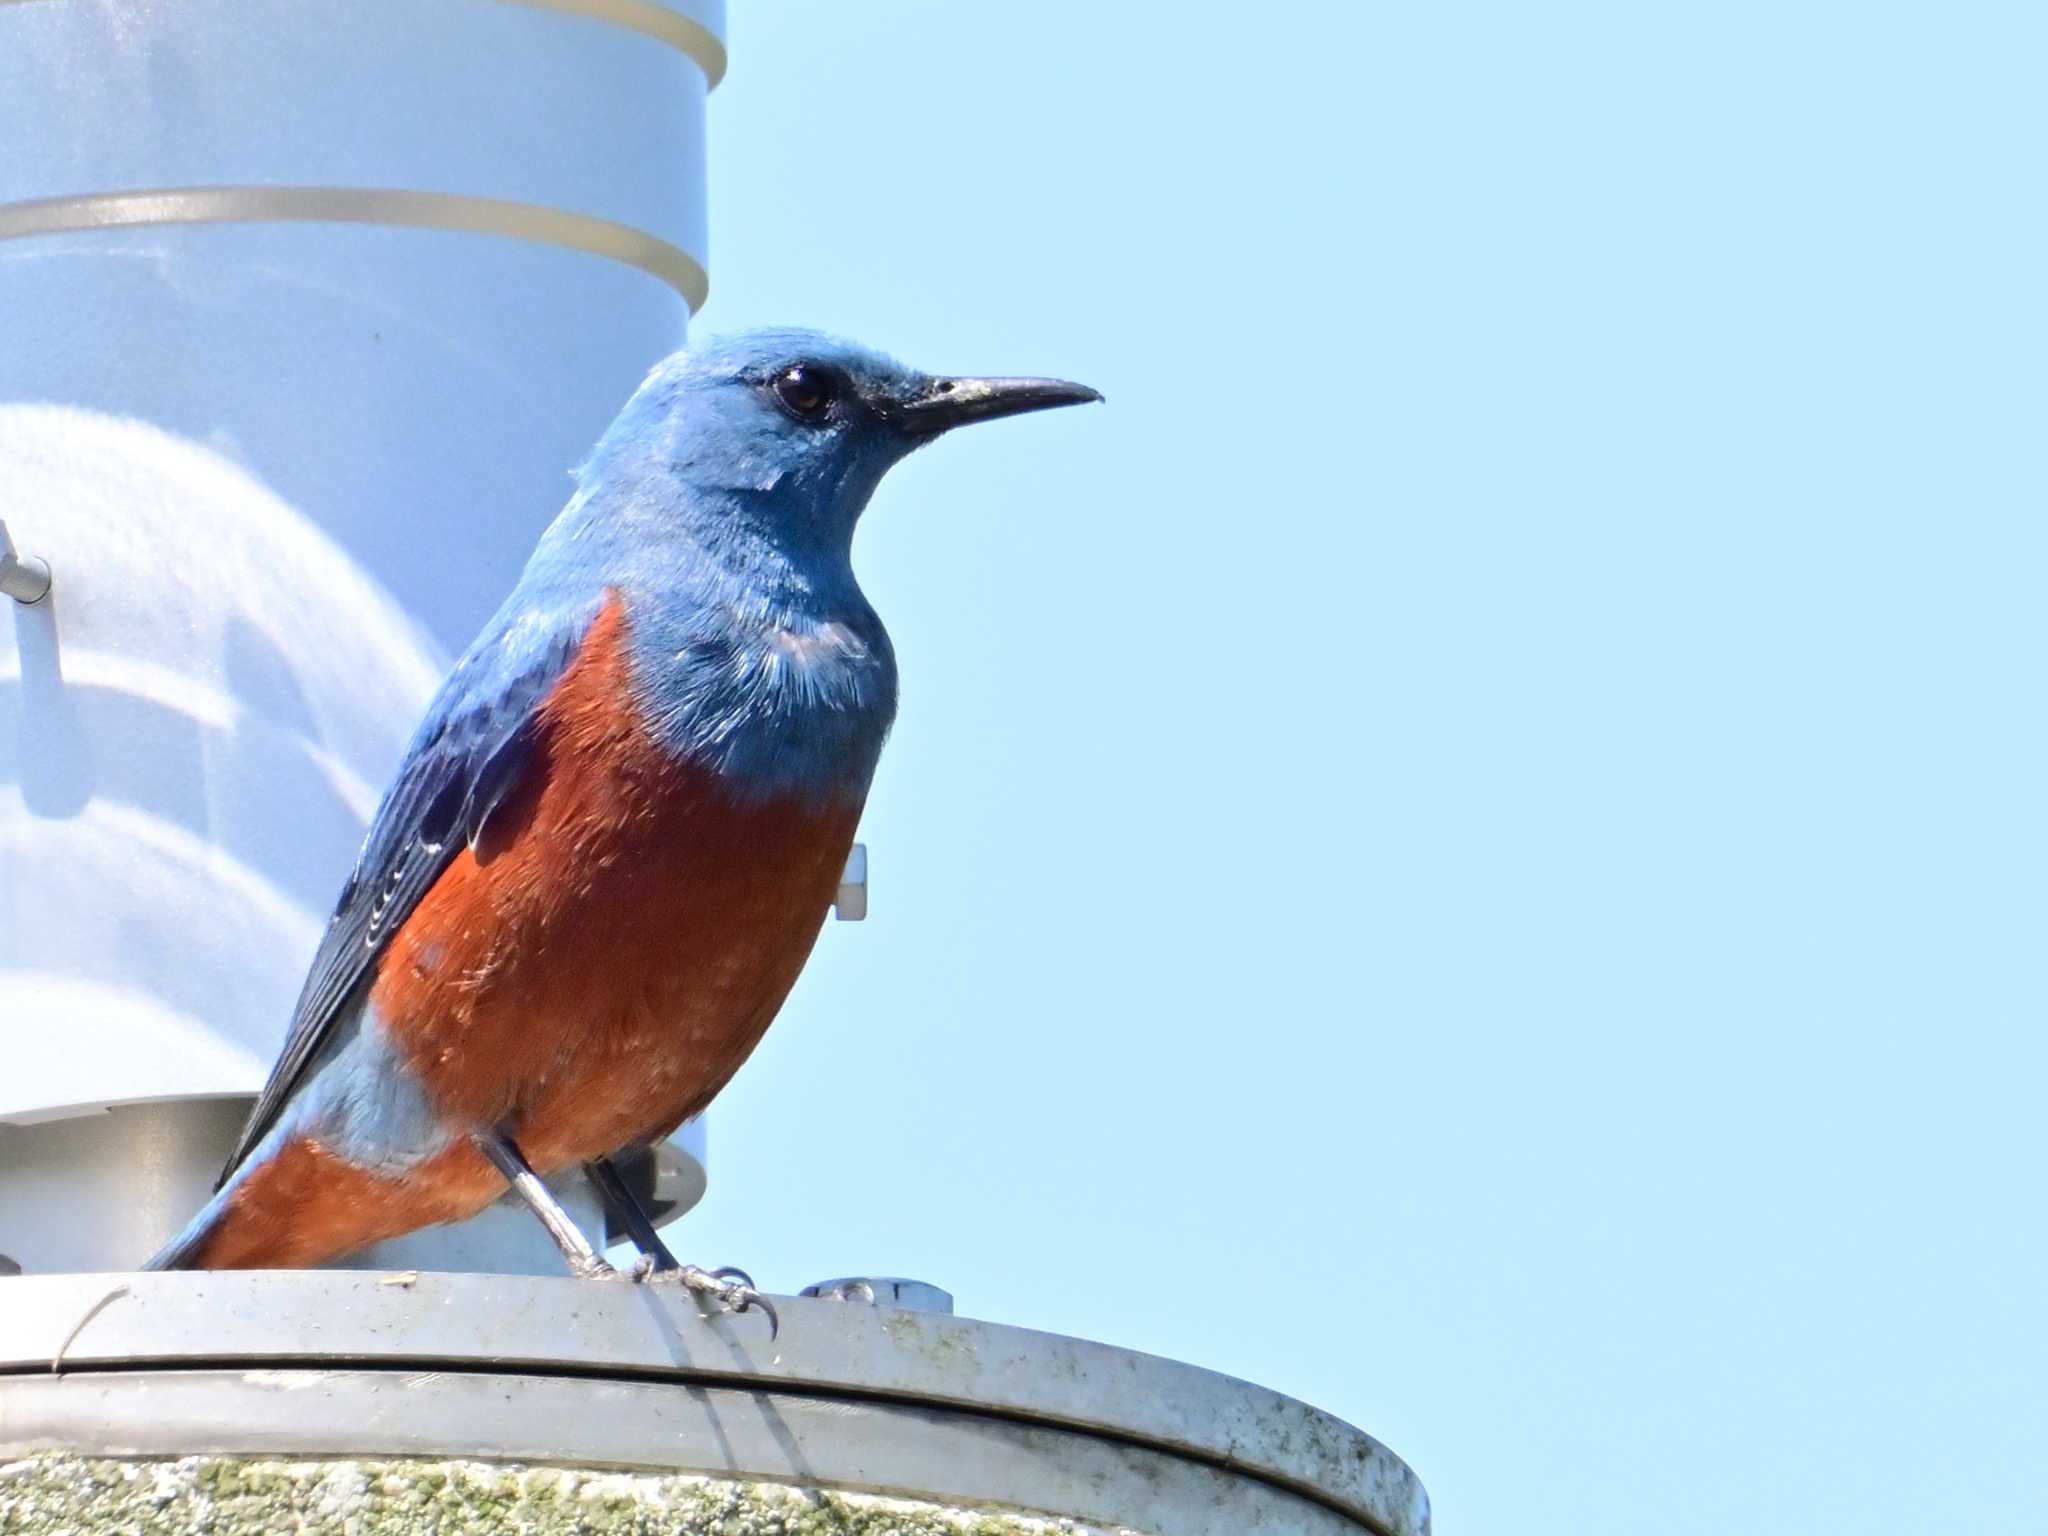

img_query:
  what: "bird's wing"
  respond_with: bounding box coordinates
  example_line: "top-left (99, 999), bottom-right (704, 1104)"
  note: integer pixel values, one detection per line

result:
top-left (216, 597), bottom-right (601, 1185)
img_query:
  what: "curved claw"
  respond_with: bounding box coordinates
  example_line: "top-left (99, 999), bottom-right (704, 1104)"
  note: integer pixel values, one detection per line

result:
top-left (732, 1288), bottom-right (780, 1341)
top-left (654, 1264), bottom-right (780, 1339)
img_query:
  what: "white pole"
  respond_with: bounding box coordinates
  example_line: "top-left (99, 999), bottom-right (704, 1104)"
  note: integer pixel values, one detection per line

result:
top-left (0, 0), bottom-right (724, 1274)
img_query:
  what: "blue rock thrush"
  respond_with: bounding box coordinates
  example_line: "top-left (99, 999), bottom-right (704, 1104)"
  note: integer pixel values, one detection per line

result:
top-left (147, 329), bottom-right (1099, 1327)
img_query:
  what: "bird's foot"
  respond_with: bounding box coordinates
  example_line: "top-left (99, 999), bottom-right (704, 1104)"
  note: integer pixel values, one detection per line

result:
top-left (569, 1253), bottom-right (624, 1281)
top-left (633, 1260), bottom-right (778, 1337)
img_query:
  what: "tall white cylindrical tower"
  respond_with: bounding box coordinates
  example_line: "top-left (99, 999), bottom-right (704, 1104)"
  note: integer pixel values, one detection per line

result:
top-left (0, 21), bottom-right (1437, 1531)
top-left (0, 0), bottom-right (724, 1274)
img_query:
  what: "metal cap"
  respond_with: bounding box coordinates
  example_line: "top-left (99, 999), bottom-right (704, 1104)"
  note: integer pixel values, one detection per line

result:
top-left (801, 1276), bottom-right (954, 1314)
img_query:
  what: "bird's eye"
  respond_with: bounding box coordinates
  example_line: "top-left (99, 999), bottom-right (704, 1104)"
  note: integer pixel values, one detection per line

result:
top-left (772, 364), bottom-right (836, 421)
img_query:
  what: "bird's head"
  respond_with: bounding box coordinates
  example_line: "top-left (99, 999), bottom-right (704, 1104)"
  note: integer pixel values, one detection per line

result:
top-left (576, 328), bottom-right (1100, 560)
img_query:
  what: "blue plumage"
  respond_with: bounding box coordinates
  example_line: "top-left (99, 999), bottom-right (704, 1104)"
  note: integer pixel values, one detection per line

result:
top-left (149, 329), bottom-right (1098, 1276)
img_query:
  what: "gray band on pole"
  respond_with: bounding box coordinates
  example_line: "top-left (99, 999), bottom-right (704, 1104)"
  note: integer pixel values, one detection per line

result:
top-left (0, 187), bottom-right (711, 311)
top-left (0, 0), bottom-right (727, 85)
top-left (502, 0), bottom-right (727, 86)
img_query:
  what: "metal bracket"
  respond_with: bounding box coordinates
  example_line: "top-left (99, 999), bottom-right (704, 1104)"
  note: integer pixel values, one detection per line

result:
top-left (0, 521), bottom-right (51, 606)
top-left (833, 843), bottom-right (867, 922)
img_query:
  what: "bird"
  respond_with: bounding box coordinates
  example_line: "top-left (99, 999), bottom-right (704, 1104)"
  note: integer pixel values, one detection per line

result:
top-left (145, 328), bottom-right (1099, 1324)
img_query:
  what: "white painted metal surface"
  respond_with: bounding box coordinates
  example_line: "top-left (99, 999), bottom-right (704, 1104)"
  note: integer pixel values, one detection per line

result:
top-left (0, 1271), bottom-right (1433, 1536)
top-left (0, 0), bottom-right (725, 1271)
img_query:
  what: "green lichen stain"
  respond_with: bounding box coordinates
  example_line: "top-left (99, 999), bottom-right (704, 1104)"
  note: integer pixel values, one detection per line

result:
top-left (0, 1454), bottom-right (1134, 1536)
top-left (880, 1311), bottom-right (972, 1368)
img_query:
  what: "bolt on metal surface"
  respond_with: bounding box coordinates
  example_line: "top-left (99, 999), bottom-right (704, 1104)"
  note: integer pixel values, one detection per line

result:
top-left (0, 521), bottom-right (51, 605)
top-left (801, 1276), bottom-right (954, 1314)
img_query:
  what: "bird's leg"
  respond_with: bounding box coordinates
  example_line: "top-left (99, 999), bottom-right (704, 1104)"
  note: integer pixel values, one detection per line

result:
top-left (475, 1132), bottom-right (616, 1280)
top-left (581, 1155), bottom-right (778, 1336)
top-left (583, 1155), bottom-right (682, 1271)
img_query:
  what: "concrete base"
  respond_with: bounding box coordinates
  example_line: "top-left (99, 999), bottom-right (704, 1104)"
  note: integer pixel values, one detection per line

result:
top-left (0, 1455), bottom-right (1086, 1536)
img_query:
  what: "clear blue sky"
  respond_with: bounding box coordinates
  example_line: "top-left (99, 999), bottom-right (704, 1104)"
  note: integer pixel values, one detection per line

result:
top-left (674, 6), bottom-right (2045, 1531)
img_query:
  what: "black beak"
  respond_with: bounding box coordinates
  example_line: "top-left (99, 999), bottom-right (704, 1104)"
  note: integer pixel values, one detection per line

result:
top-left (889, 375), bottom-right (1103, 439)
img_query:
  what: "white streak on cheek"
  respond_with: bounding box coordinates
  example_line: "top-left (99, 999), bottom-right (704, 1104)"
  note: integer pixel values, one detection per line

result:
top-left (765, 621), bottom-right (863, 667)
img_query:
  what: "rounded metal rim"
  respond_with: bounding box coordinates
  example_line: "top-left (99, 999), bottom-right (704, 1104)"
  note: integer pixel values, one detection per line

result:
top-left (0, 1271), bottom-right (1429, 1536)
top-left (0, 1369), bottom-right (1371, 1536)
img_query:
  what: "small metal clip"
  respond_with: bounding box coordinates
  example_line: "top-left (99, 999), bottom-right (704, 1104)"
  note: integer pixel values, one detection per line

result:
top-left (833, 842), bottom-right (868, 921)
top-left (0, 521), bottom-right (51, 606)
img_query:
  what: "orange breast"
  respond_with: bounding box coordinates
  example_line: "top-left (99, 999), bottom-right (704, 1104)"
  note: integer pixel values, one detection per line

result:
top-left (368, 593), bottom-right (863, 1174)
